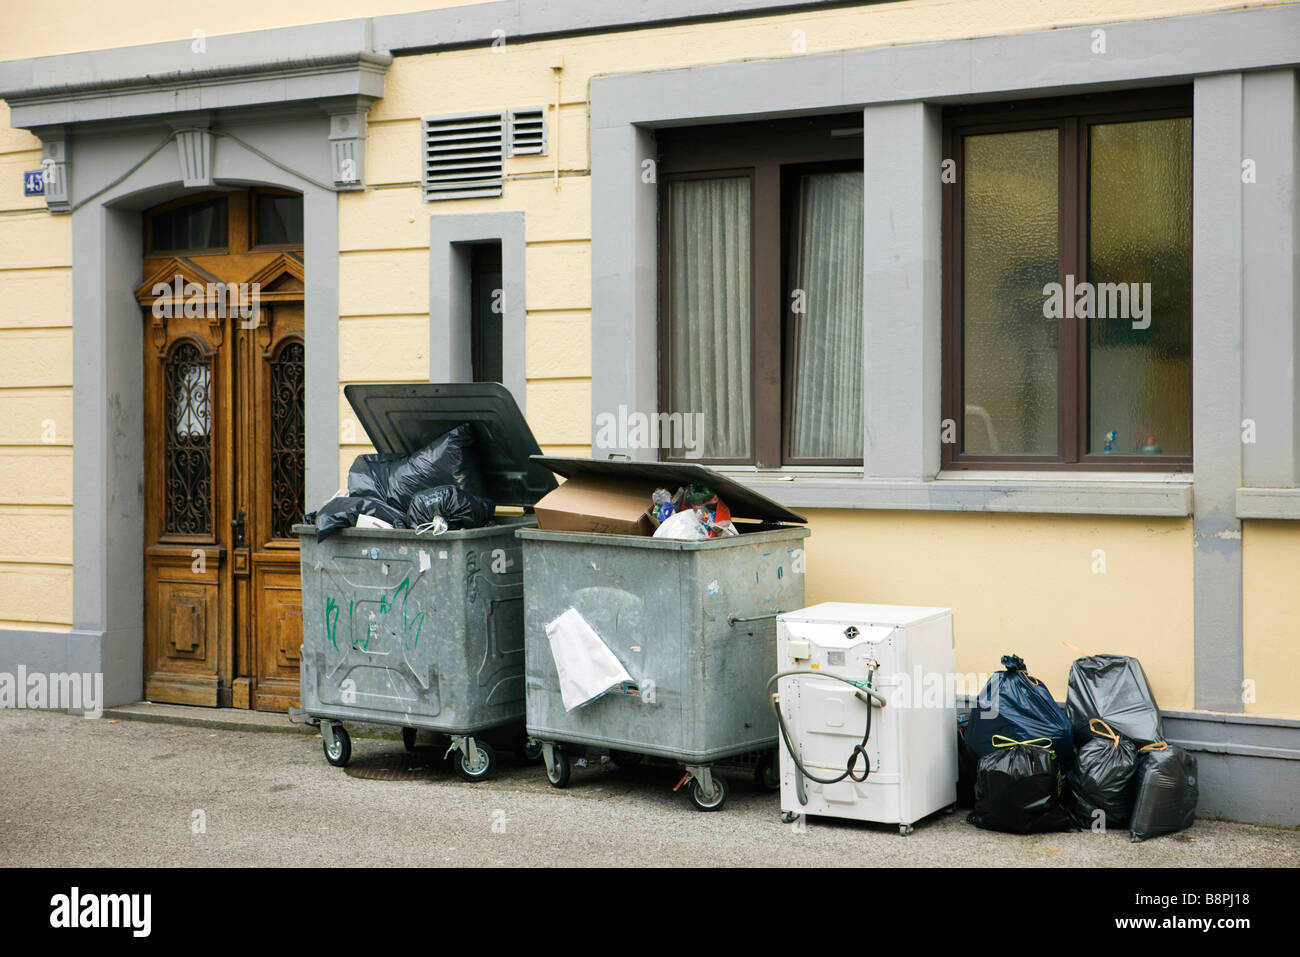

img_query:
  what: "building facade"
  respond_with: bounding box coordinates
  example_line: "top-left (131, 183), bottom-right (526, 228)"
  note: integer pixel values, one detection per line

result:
top-left (0, 0), bottom-right (1298, 824)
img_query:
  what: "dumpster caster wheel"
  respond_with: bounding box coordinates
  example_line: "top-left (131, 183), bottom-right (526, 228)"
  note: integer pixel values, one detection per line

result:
top-left (689, 773), bottom-right (729, 812)
top-left (899, 824), bottom-right (913, 837)
top-left (521, 736), bottom-right (544, 764)
top-left (323, 725), bottom-right (351, 768)
top-left (780, 811), bottom-right (799, 825)
top-left (402, 727), bottom-right (418, 752)
top-left (546, 749), bottom-right (571, 789)
top-left (454, 741), bottom-right (496, 782)
top-left (610, 750), bottom-right (643, 769)
top-left (755, 752), bottom-right (781, 792)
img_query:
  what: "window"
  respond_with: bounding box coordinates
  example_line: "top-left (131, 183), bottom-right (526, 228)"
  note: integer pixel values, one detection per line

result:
top-left (470, 241), bottom-right (503, 383)
top-left (658, 115), bottom-right (864, 465)
top-left (147, 195), bottom-right (228, 254)
top-left (942, 89), bottom-right (1193, 470)
top-left (253, 189), bottom-right (304, 247)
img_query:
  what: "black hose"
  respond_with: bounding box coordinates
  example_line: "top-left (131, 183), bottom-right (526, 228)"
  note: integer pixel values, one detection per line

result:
top-left (766, 670), bottom-right (885, 786)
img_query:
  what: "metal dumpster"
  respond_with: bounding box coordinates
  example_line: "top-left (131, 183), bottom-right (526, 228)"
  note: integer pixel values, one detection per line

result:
top-left (520, 457), bottom-right (809, 810)
top-left (297, 383), bottom-right (556, 780)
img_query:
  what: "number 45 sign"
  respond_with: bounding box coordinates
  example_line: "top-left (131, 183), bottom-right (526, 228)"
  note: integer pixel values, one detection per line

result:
top-left (23, 168), bottom-right (46, 196)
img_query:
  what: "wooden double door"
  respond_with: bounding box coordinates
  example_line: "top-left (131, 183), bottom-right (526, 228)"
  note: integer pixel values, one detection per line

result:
top-left (137, 189), bottom-right (307, 711)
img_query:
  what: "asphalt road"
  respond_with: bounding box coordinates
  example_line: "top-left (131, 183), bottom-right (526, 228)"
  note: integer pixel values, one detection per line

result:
top-left (1, 708), bottom-right (1296, 867)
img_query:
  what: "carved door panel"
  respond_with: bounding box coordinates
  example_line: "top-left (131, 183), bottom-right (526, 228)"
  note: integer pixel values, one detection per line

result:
top-left (140, 190), bottom-right (305, 710)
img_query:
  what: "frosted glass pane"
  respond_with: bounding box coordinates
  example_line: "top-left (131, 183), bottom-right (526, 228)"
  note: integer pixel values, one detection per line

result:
top-left (790, 170), bottom-right (864, 460)
top-left (667, 177), bottom-right (752, 459)
top-left (962, 129), bottom-right (1059, 455)
top-left (1088, 118), bottom-right (1192, 457)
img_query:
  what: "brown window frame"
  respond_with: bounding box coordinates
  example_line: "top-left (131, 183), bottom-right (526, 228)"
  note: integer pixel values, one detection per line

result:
top-left (143, 191), bottom-right (232, 257)
top-left (657, 114), bottom-right (864, 467)
top-left (250, 187), bottom-right (305, 251)
top-left (941, 87), bottom-right (1194, 472)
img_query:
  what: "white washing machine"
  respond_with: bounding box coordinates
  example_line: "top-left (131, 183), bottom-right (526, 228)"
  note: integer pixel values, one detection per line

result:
top-left (775, 603), bottom-right (956, 835)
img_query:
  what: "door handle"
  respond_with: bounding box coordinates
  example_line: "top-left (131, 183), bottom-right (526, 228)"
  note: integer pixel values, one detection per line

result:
top-left (231, 509), bottom-right (246, 548)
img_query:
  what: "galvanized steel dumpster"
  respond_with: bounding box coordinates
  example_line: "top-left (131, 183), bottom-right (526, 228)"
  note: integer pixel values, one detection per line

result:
top-left (297, 383), bottom-right (556, 781)
top-left (520, 457), bottom-right (809, 810)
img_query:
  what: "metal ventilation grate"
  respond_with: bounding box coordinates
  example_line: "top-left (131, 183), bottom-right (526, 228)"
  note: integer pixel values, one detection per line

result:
top-left (422, 112), bottom-right (505, 201)
top-left (508, 106), bottom-right (547, 157)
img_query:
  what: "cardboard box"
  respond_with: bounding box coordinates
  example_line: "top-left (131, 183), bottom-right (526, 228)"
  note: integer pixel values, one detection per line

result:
top-left (533, 474), bottom-right (659, 536)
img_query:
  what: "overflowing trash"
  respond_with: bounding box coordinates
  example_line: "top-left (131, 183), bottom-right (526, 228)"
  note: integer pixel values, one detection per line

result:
top-left (1066, 654), bottom-right (1164, 747)
top-left (1129, 743), bottom-right (1198, 842)
top-left (966, 655), bottom-right (1075, 770)
top-left (305, 421), bottom-right (495, 541)
top-left (1065, 718), bottom-right (1140, 830)
top-left (649, 484), bottom-right (738, 540)
top-left (967, 735), bottom-right (1075, 834)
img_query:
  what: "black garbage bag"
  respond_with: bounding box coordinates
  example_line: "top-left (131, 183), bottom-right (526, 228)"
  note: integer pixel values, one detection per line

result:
top-left (1129, 744), bottom-right (1198, 842)
top-left (1067, 654), bottom-right (1164, 746)
top-left (1065, 719), bottom-right (1139, 830)
top-left (956, 715), bottom-right (978, 809)
top-left (348, 423), bottom-right (486, 511)
top-left (312, 496), bottom-right (409, 542)
top-left (407, 484), bottom-right (494, 530)
top-left (968, 655), bottom-right (1075, 770)
top-left (967, 737), bottom-right (1075, 834)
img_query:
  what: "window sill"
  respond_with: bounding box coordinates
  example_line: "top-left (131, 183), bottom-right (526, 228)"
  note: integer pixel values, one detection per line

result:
top-left (1236, 487), bottom-right (1300, 520)
top-left (721, 469), bottom-right (1193, 517)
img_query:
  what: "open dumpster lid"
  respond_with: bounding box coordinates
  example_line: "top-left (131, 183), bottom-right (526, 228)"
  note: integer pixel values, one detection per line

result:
top-left (344, 383), bottom-right (557, 508)
top-left (530, 456), bottom-right (807, 525)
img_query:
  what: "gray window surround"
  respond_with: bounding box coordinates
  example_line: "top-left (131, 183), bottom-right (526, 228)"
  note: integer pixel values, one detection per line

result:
top-left (588, 4), bottom-right (1300, 525)
top-left (428, 211), bottom-right (527, 410)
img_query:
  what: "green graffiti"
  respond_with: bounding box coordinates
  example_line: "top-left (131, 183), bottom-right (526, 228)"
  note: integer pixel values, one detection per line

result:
top-left (324, 597), bottom-right (340, 650)
top-left (332, 577), bottom-right (424, 654)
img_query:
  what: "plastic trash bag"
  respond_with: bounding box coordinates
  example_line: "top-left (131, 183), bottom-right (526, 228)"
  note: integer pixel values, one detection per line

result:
top-left (967, 736), bottom-right (1075, 834)
top-left (312, 496), bottom-right (408, 541)
top-left (1129, 743), bottom-right (1198, 842)
top-left (956, 715), bottom-right (978, 809)
top-left (1065, 719), bottom-right (1139, 830)
top-left (406, 484), bottom-right (494, 530)
top-left (1067, 654), bottom-right (1164, 747)
top-left (348, 423), bottom-right (486, 511)
top-left (967, 655), bottom-right (1075, 770)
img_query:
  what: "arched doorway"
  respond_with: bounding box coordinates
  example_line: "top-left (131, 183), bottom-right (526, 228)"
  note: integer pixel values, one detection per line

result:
top-left (135, 188), bottom-right (306, 711)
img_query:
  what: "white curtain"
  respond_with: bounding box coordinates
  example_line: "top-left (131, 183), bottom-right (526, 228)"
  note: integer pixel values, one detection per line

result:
top-left (668, 177), bottom-right (752, 459)
top-left (790, 171), bottom-right (864, 460)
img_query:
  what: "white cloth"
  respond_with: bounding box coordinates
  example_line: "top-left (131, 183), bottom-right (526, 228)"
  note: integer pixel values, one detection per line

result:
top-left (545, 608), bottom-right (633, 712)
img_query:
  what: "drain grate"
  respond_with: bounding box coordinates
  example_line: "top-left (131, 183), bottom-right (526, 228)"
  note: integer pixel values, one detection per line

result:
top-left (344, 750), bottom-right (448, 782)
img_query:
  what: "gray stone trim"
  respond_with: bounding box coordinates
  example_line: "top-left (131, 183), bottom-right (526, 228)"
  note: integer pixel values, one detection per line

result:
top-left (1241, 70), bottom-right (1300, 489)
top-left (373, 1), bottom-right (876, 53)
top-left (1191, 73), bottom-right (1246, 714)
top-left (0, 627), bottom-right (138, 713)
top-left (55, 115), bottom-right (341, 708)
top-left (0, 18), bottom-right (389, 130)
top-left (427, 211), bottom-right (527, 412)
top-left (1237, 487), bottom-right (1300, 520)
top-left (732, 474), bottom-right (1193, 516)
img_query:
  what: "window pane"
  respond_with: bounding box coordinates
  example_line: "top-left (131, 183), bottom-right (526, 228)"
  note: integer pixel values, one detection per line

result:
top-left (165, 342), bottom-right (212, 535)
top-left (270, 341), bottom-right (306, 539)
top-left (667, 177), bottom-right (752, 459)
top-left (150, 196), bottom-right (228, 252)
top-left (789, 170), bottom-right (864, 460)
top-left (256, 192), bottom-right (304, 246)
top-left (962, 129), bottom-right (1059, 455)
top-left (471, 242), bottom-right (503, 384)
top-left (1088, 118), bottom-right (1192, 457)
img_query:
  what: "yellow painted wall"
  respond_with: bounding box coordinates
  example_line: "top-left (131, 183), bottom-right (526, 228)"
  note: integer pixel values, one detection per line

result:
top-left (801, 510), bottom-right (1197, 711)
top-left (1243, 521), bottom-right (1300, 719)
top-left (0, 100), bottom-right (73, 630)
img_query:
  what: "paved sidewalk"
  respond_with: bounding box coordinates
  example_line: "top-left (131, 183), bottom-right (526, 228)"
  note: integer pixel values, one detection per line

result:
top-left (1, 708), bottom-right (1295, 867)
